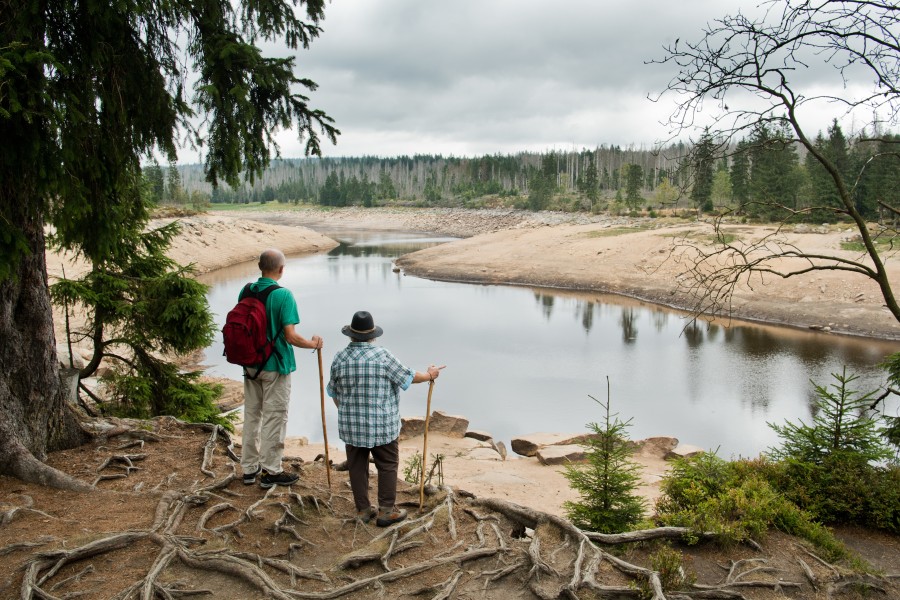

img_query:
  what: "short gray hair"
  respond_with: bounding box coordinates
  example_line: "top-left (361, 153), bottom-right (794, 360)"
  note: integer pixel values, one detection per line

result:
top-left (258, 248), bottom-right (285, 273)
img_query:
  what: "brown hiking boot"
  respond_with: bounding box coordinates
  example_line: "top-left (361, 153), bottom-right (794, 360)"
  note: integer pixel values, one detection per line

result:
top-left (357, 507), bottom-right (377, 524)
top-left (376, 506), bottom-right (407, 527)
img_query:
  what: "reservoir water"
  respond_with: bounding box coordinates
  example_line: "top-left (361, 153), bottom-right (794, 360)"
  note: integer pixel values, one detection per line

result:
top-left (200, 231), bottom-right (900, 459)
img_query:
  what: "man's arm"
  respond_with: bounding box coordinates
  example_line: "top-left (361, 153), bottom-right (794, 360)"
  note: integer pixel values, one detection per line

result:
top-left (283, 324), bottom-right (322, 350)
top-left (411, 364), bottom-right (445, 384)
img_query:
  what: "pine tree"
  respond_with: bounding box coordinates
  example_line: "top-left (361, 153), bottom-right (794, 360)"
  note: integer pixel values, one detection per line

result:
top-left (0, 0), bottom-right (338, 489)
top-left (730, 140), bottom-right (751, 212)
top-left (624, 163), bottom-right (643, 209)
top-left (768, 368), bottom-right (891, 465)
top-left (563, 386), bottom-right (646, 533)
top-left (690, 131), bottom-right (716, 212)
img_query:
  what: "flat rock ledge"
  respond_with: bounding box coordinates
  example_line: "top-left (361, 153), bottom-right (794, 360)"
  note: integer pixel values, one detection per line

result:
top-left (515, 434), bottom-right (686, 465)
top-left (536, 444), bottom-right (585, 465)
top-left (510, 432), bottom-right (599, 457)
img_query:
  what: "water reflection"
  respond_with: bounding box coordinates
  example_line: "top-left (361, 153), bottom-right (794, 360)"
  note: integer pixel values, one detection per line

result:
top-left (651, 309), bottom-right (668, 332)
top-left (200, 230), bottom-right (900, 459)
top-left (580, 302), bottom-right (594, 333)
top-left (537, 293), bottom-right (555, 320)
top-left (620, 308), bottom-right (637, 343)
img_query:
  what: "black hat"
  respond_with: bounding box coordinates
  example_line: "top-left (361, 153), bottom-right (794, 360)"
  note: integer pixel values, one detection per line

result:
top-left (341, 311), bottom-right (383, 341)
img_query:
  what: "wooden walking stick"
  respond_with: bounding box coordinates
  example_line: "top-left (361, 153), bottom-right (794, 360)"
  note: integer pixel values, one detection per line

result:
top-left (317, 348), bottom-right (332, 489)
top-left (419, 379), bottom-right (435, 511)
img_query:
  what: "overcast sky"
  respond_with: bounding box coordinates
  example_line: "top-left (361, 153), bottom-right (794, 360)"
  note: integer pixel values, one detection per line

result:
top-left (184, 0), bottom-right (859, 163)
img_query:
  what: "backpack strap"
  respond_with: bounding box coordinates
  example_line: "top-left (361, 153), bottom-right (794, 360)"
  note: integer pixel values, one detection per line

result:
top-left (241, 282), bottom-right (283, 379)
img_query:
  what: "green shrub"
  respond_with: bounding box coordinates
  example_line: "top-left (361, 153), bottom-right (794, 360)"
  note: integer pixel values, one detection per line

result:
top-left (763, 369), bottom-right (899, 533)
top-left (105, 366), bottom-right (231, 430)
top-left (763, 453), bottom-right (900, 533)
top-left (655, 453), bottom-right (847, 558)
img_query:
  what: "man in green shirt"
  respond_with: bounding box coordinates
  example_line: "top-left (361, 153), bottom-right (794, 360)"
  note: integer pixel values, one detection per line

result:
top-left (241, 248), bottom-right (323, 489)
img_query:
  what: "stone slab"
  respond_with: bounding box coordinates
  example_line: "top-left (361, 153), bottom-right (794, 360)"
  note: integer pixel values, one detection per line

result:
top-left (399, 416), bottom-right (426, 440)
top-left (536, 444), bottom-right (586, 465)
top-left (510, 432), bottom-right (591, 457)
top-left (428, 411), bottom-right (469, 438)
top-left (464, 429), bottom-right (493, 442)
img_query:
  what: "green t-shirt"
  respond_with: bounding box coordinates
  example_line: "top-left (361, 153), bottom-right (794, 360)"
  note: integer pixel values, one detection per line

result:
top-left (243, 278), bottom-right (300, 375)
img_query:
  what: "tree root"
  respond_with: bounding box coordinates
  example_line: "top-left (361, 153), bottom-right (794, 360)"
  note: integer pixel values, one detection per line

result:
top-left (1, 496), bottom-right (56, 526)
top-left (287, 547), bottom-right (500, 600)
top-left (13, 420), bottom-right (895, 600)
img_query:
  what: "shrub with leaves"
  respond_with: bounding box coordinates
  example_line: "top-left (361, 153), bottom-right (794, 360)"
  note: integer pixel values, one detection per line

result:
top-left (656, 453), bottom-right (847, 559)
top-left (764, 369), bottom-right (899, 533)
top-left (563, 392), bottom-right (645, 533)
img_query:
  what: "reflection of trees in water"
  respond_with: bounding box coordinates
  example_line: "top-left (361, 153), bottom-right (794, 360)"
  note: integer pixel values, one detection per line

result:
top-left (580, 301), bottom-right (595, 333)
top-left (328, 242), bottom-right (428, 258)
top-left (651, 309), bottom-right (668, 332)
top-left (683, 321), bottom-right (704, 348)
top-left (620, 308), bottom-right (637, 343)
top-left (534, 292), bottom-right (555, 320)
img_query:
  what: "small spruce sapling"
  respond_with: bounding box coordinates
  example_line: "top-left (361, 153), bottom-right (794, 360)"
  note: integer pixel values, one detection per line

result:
top-left (768, 368), bottom-right (891, 465)
top-left (563, 379), bottom-right (645, 532)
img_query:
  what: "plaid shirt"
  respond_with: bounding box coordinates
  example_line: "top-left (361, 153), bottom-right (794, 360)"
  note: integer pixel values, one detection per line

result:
top-left (327, 342), bottom-right (415, 448)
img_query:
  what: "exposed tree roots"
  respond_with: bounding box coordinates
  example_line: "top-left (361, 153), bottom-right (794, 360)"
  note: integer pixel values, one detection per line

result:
top-left (4, 418), bottom-right (896, 599)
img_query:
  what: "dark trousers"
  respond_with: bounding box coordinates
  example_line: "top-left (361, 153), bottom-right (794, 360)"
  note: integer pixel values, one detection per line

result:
top-left (345, 440), bottom-right (399, 512)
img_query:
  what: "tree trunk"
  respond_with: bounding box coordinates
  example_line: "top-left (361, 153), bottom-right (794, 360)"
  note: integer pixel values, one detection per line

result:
top-left (0, 204), bottom-right (91, 490)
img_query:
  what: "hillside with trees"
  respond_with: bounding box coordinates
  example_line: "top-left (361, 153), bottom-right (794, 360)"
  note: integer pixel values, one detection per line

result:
top-left (153, 127), bottom-right (895, 224)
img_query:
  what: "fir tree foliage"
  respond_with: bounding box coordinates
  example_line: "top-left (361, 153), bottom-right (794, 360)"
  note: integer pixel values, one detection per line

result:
top-left (768, 368), bottom-right (892, 465)
top-left (563, 388), bottom-right (646, 533)
top-left (690, 130), bottom-right (716, 212)
top-left (50, 199), bottom-right (224, 426)
top-left (0, 0), bottom-right (337, 485)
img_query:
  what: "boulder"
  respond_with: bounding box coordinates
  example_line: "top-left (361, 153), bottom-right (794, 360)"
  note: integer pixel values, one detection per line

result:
top-left (510, 432), bottom-right (589, 457)
top-left (464, 429), bottom-right (493, 442)
top-left (56, 343), bottom-right (85, 369)
top-left (665, 443), bottom-right (705, 461)
top-left (536, 445), bottom-right (586, 465)
top-left (632, 437), bottom-right (679, 459)
top-left (399, 416), bottom-right (426, 440)
top-left (428, 411), bottom-right (469, 438)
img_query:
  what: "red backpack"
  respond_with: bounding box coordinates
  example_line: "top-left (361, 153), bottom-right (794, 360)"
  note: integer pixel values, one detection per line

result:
top-left (222, 283), bottom-right (281, 379)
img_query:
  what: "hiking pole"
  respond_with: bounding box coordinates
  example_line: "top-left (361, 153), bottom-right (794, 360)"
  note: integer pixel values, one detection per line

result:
top-left (418, 378), bottom-right (435, 511)
top-left (317, 348), bottom-right (332, 489)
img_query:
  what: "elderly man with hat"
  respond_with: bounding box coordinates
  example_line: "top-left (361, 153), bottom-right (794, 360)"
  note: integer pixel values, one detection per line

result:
top-left (327, 311), bottom-right (444, 527)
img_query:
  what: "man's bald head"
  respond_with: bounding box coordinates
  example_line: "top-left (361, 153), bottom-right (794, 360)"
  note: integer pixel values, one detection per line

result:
top-left (259, 248), bottom-right (286, 277)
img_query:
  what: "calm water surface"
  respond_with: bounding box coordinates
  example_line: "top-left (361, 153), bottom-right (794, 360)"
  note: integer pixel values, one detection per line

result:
top-left (201, 231), bottom-right (900, 459)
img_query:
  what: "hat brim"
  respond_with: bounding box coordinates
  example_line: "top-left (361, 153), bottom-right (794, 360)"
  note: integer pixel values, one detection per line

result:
top-left (341, 324), bottom-right (383, 341)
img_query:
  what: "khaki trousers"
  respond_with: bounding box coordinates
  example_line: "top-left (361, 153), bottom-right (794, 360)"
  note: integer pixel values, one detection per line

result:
top-left (241, 370), bottom-right (291, 474)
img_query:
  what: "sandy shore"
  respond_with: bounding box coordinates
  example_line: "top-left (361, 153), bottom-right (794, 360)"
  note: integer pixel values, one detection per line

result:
top-left (236, 206), bottom-right (900, 340)
top-left (47, 207), bottom-right (900, 516)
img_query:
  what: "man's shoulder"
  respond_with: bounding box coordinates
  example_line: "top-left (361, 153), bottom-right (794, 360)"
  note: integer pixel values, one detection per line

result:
top-left (335, 343), bottom-right (390, 361)
top-left (269, 286), bottom-right (295, 300)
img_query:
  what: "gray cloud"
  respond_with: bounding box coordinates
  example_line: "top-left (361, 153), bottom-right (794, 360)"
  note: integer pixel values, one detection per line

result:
top-left (189, 0), bottom-right (869, 161)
